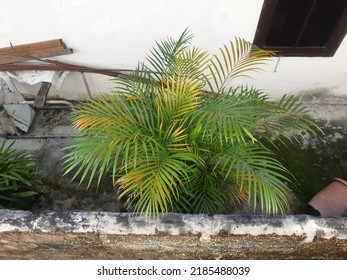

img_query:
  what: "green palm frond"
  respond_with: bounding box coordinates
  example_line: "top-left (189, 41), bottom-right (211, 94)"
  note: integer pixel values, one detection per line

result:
top-left (205, 37), bottom-right (274, 93)
top-left (116, 62), bottom-right (158, 98)
top-left (63, 92), bottom-right (162, 186)
top-left (214, 143), bottom-right (291, 214)
top-left (188, 172), bottom-right (227, 214)
top-left (156, 74), bottom-right (203, 123)
top-left (117, 150), bottom-right (202, 220)
top-left (169, 167), bottom-right (228, 215)
top-left (187, 87), bottom-right (271, 145)
top-left (175, 47), bottom-right (211, 81)
top-left (250, 94), bottom-right (322, 146)
top-left (146, 28), bottom-right (193, 81)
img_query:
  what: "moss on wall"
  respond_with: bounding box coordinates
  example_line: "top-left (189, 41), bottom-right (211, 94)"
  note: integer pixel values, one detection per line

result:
top-left (272, 120), bottom-right (347, 208)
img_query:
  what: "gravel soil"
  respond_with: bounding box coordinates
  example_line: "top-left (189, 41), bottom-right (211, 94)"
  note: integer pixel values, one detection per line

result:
top-left (1, 232), bottom-right (346, 260)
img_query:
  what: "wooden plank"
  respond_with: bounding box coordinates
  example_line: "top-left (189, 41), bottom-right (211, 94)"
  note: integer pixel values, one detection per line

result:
top-left (33, 82), bottom-right (52, 108)
top-left (0, 39), bottom-right (71, 64)
top-left (33, 48), bottom-right (73, 58)
top-left (0, 39), bottom-right (65, 54)
top-left (0, 48), bottom-right (73, 64)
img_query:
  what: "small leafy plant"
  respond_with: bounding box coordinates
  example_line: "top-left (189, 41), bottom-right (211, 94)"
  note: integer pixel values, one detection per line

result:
top-left (0, 141), bottom-right (38, 209)
top-left (64, 30), bottom-right (320, 219)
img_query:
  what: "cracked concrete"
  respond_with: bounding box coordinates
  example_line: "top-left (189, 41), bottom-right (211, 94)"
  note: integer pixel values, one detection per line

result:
top-left (1, 211), bottom-right (347, 241)
top-left (0, 210), bottom-right (346, 259)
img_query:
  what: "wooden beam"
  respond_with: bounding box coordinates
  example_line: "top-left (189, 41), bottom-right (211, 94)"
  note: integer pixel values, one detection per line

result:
top-left (1, 39), bottom-right (66, 54)
top-left (0, 39), bottom-right (73, 64)
top-left (33, 82), bottom-right (52, 108)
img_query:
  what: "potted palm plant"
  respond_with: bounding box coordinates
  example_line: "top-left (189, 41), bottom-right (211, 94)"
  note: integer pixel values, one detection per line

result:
top-left (63, 30), bottom-right (320, 219)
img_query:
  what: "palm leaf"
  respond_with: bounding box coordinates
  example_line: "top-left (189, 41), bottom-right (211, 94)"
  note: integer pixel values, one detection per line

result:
top-left (213, 143), bottom-right (291, 215)
top-left (146, 28), bottom-right (193, 81)
top-left (204, 37), bottom-right (274, 93)
top-left (187, 87), bottom-right (271, 145)
top-left (64, 91), bottom-right (163, 187)
top-left (250, 94), bottom-right (322, 146)
top-left (188, 171), bottom-right (227, 214)
top-left (117, 151), bottom-right (202, 219)
top-left (0, 140), bottom-right (37, 208)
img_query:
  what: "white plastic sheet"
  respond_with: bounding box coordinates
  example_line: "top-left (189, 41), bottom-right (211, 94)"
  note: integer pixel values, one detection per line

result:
top-left (0, 71), bottom-right (68, 133)
top-left (4, 70), bottom-right (68, 89)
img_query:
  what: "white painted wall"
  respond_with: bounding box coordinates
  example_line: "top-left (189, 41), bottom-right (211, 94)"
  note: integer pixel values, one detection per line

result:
top-left (1, 0), bottom-right (347, 103)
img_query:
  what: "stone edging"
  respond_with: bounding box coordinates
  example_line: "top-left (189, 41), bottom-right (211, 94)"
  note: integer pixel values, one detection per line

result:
top-left (1, 210), bottom-right (346, 242)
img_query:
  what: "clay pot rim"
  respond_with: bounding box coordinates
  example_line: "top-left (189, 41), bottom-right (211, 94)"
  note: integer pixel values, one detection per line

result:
top-left (331, 178), bottom-right (347, 186)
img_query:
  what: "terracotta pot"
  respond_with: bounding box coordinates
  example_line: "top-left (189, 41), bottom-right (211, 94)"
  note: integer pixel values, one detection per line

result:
top-left (308, 178), bottom-right (347, 217)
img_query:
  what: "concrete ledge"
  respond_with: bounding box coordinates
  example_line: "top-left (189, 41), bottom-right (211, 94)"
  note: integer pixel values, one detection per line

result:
top-left (1, 210), bottom-right (347, 259)
top-left (1, 210), bottom-right (347, 242)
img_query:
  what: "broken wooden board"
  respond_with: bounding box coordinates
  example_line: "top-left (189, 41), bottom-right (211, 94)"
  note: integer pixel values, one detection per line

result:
top-left (33, 82), bottom-right (52, 108)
